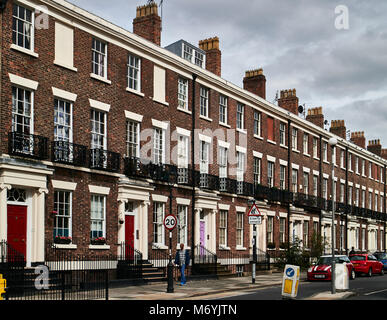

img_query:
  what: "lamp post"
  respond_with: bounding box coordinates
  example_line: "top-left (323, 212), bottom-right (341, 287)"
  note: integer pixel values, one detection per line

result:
top-left (328, 137), bottom-right (338, 295)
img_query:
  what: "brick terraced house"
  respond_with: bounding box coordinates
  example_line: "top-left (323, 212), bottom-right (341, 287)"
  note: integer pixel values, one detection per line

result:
top-left (0, 0), bottom-right (386, 274)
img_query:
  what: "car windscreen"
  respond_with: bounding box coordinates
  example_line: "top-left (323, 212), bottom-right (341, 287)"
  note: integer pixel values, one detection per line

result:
top-left (375, 253), bottom-right (387, 260)
top-left (350, 255), bottom-right (366, 261)
top-left (317, 257), bottom-right (343, 265)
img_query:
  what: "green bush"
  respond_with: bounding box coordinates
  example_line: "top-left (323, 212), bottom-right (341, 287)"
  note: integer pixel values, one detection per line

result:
top-left (274, 237), bottom-right (311, 271)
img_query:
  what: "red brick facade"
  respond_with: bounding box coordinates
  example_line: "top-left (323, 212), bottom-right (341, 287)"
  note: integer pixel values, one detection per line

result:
top-left (0, 0), bottom-right (386, 268)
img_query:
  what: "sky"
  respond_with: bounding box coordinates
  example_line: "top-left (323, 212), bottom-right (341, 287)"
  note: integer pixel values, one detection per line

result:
top-left (68, 0), bottom-right (387, 147)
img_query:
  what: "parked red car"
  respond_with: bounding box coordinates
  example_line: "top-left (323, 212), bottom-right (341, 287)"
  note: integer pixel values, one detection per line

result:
top-left (349, 254), bottom-right (384, 277)
top-left (307, 255), bottom-right (356, 281)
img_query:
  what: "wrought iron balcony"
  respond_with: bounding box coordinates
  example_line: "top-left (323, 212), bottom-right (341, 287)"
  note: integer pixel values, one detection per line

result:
top-left (89, 148), bottom-right (120, 172)
top-left (124, 157), bottom-right (177, 183)
top-left (219, 177), bottom-right (237, 194)
top-left (177, 167), bottom-right (192, 185)
top-left (195, 172), bottom-right (219, 191)
top-left (52, 141), bottom-right (87, 167)
top-left (8, 131), bottom-right (49, 160)
top-left (237, 181), bottom-right (254, 196)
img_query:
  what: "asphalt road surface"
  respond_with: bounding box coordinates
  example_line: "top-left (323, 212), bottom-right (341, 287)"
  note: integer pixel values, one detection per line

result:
top-left (214, 272), bottom-right (387, 300)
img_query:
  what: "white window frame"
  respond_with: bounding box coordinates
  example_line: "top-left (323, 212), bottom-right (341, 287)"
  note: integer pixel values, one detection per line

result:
top-left (90, 194), bottom-right (106, 240)
top-left (219, 146), bottom-right (228, 178)
top-left (219, 210), bottom-right (228, 247)
top-left (254, 111), bottom-right (262, 137)
top-left (53, 190), bottom-right (73, 239)
top-left (280, 165), bottom-right (286, 190)
top-left (303, 133), bottom-right (309, 155)
top-left (177, 205), bottom-right (188, 247)
top-left (92, 38), bottom-right (107, 79)
top-left (200, 140), bottom-right (210, 174)
top-left (236, 103), bottom-right (245, 130)
top-left (12, 3), bottom-right (35, 52)
top-left (219, 95), bottom-right (228, 125)
top-left (200, 87), bottom-right (209, 118)
top-left (90, 109), bottom-right (107, 150)
top-left (126, 120), bottom-right (140, 158)
top-left (254, 157), bottom-right (261, 185)
top-left (153, 127), bottom-right (165, 165)
top-left (153, 202), bottom-right (165, 246)
top-left (268, 161), bottom-right (274, 187)
top-left (280, 122), bottom-right (286, 146)
top-left (178, 77), bottom-right (189, 111)
top-left (236, 212), bottom-right (244, 248)
top-left (292, 128), bottom-right (298, 151)
top-left (12, 86), bottom-right (34, 135)
top-left (313, 137), bottom-right (318, 158)
top-left (127, 54), bottom-right (141, 92)
top-left (237, 151), bottom-right (245, 182)
top-left (54, 98), bottom-right (73, 143)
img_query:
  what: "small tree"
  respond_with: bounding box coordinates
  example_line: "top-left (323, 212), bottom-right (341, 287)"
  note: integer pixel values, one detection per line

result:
top-left (310, 231), bottom-right (327, 263)
top-left (275, 237), bottom-right (311, 271)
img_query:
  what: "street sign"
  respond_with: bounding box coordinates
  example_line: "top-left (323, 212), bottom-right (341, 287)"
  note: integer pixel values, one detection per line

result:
top-left (248, 204), bottom-right (262, 225)
top-left (249, 215), bottom-right (262, 225)
top-left (164, 214), bottom-right (178, 231)
top-left (248, 203), bottom-right (261, 217)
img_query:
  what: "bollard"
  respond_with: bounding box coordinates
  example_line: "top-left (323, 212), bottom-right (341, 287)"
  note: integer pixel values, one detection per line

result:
top-left (0, 274), bottom-right (6, 301)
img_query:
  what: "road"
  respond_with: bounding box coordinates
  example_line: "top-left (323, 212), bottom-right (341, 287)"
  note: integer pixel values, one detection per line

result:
top-left (207, 273), bottom-right (387, 300)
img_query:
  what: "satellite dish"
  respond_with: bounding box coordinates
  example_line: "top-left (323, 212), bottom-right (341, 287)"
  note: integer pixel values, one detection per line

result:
top-left (298, 105), bottom-right (304, 114)
top-left (324, 120), bottom-right (329, 125)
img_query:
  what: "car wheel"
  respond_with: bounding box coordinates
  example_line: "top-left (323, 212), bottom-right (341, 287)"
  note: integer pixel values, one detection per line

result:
top-left (367, 268), bottom-right (373, 277)
top-left (351, 270), bottom-right (356, 280)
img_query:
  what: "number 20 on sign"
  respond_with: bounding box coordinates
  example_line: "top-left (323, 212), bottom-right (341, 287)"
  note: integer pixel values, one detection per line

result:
top-left (164, 214), bottom-right (178, 231)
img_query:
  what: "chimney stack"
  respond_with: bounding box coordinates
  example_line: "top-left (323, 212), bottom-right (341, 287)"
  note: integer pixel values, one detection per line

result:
top-left (381, 149), bottom-right (387, 160)
top-left (243, 68), bottom-right (266, 100)
top-left (330, 120), bottom-right (346, 140)
top-left (133, 2), bottom-right (161, 46)
top-left (199, 37), bottom-right (221, 77)
top-left (306, 107), bottom-right (324, 128)
top-left (367, 139), bottom-right (382, 157)
top-left (350, 131), bottom-right (366, 149)
top-left (278, 89), bottom-right (299, 115)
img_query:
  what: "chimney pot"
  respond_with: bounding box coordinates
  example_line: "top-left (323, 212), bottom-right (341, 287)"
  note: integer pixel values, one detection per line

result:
top-left (243, 68), bottom-right (266, 99)
top-left (133, 2), bottom-right (161, 46)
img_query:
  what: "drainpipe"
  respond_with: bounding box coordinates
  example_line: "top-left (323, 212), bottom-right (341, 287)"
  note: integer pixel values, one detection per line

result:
top-left (319, 135), bottom-right (323, 238)
top-left (384, 164), bottom-right (386, 253)
top-left (0, 1), bottom-right (7, 155)
top-left (191, 73), bottom-right (197, 268)
top-left (287, 118), bottom-right (291, 248)
top-left (345, 146), bottom-right (349, 256)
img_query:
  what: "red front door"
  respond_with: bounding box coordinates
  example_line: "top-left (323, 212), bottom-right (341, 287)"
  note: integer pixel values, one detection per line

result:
top-left (7, 205), bottom-right (27, 257)
top-left (125, 215), bottom-right (135, 259)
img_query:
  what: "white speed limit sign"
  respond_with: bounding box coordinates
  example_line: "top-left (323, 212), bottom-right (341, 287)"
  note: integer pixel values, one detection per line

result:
top-left (164, 214), bottom-right (178, 231)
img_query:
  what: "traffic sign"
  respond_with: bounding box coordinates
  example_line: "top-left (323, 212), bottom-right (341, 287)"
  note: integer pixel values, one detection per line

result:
top-left (248, 204), bottom-right (262, 217)
top-left (164, 214), bottom-right (178, 231)
top-left (249, 215), bottom-right (262, 225)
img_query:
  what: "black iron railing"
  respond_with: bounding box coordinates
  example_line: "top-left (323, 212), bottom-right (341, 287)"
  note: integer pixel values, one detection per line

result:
top-left (90, 148), bottom-right (120, 172)
top-left (195, 172), bottom-right (219, 191)
top-left (52, 141), bottom-right (87, 167)
top-left (8, 132), bottom-right (49, 160)
top-left (117, 242), bottom-right (143, 280)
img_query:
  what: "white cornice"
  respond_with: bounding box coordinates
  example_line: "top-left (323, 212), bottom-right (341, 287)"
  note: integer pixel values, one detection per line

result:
top-left (20, 0), bottom-right (387, 167)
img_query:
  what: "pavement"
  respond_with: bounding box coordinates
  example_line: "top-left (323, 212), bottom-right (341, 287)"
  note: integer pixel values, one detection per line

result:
top-left (108, 271), bottom-right (356, 300)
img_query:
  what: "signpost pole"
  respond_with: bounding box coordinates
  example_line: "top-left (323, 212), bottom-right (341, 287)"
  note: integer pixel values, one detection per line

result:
top-left (167, 230), bottom-right (174, 293)
top-left (252, 224), bottom-right (257, 284)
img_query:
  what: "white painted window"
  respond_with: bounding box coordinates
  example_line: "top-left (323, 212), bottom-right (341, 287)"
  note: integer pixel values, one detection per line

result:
top-left (128, 54), bottom-right (141, 91)
top-left (323, 142), bottom-right (328, 161)
top-left (177, 135), bottom-right (189, 169)
top-left (54, 99), bottom-right (72, 142)
top-left (280, 165), bottom-right (286, 190)
top-left (236, 103), bottom-right (245, 130)
top-left (303, 133), bottom-right (309, 154)
top-left (280, 123), bottom-right (286, 145)
top-left (12, 4), bottom-right (34, 50)
top-left (12, 86), bottom-right (33, 134)
top-left (153, 127), bottom-right (164, 165)
top-left (194, 51), bottom-right (204, 68)
top-left (254, 157), bottom-right (261, 185)
top-left (153, 202), bottom-right (165, 245)
top-left (219, 95), bottom-right (228, 125)
top-left (126, 120), bottom-right (140, 158)
top-left (237, 152), bottom-right (245, 182)
top-left (92, 38), bottom-right (107, 78)
top-left (303, 172), bottom-right (309, 194)
top-left (177, 205), bottom-right (188, 246)
top-left (313, 137), bottom-right (318, 158)
top-left (91, 109), bottom-right (107, 150)
top-left (323, 178), bottom-right (328, 199)
top-left (200, 87), bottom-right (209, 117)
top-left (236, 213), bottom-right (244, 247)
top-left (292, 169), bottom-right (298, 193)
top-left (178, 78), bottom-right (188, 110)
top-left (313, 175), bottom-right (318, 197)
top-left (54, 190), bottom-right (72, 238)
top-left (292, 128), bottom-right (298, 150)
top-left (267, 216), bottom-right (274, 244)
top-left (267, 161), bottom-right (274, 187)
top-left (90, 195), bottom-right (106, 239)
top-left (362, 190), bottom-right (366, 208)
top-left (219, 146), bottom-right (228, 178)
top-left (183, 43), bottom-right (193, 62)
top-left (219, 210), bottom-right (228, 247)
top-left (200, 141), bottom-right (209, 174)
top-left (254, 111), bottom-right (261, 136)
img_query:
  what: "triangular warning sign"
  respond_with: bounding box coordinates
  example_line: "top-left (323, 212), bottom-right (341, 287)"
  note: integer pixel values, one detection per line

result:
top-left (248, 204), bottom-right (261, 216)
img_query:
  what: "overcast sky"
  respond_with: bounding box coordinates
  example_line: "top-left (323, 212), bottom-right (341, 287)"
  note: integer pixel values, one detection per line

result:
top-left (69, 0), bottom-right (387, 147)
